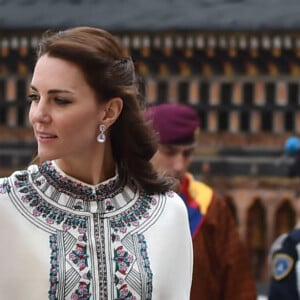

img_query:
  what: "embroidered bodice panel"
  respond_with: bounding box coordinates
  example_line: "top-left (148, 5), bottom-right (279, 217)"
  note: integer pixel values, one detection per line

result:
top-left (0, 161), bottom-right (167, 300)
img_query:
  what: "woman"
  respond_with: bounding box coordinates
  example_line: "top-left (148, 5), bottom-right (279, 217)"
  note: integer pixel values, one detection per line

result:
top-left (0, 27), bottom-right (192, 299)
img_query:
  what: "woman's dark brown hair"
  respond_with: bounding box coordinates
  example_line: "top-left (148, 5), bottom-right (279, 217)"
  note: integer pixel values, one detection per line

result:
top-left (33, 26), bottom-right (173, 194)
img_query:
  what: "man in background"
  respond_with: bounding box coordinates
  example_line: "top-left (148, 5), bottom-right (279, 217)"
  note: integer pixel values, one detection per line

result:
top-left (145, 103), bottom-right (256, 300)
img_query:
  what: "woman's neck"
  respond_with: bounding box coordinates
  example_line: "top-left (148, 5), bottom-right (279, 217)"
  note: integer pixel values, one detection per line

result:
top-left (55, 145), bottom-right (116, 185)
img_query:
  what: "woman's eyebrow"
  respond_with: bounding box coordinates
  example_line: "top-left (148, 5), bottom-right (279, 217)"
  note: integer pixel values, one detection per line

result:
top-left (30, 85), bottom-right (74, 94)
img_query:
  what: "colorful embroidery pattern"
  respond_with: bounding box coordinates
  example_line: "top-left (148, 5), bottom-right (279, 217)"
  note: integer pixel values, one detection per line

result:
top-left (14, 173), bottom-right (88, 231)
top-left (39, 162), bottom-right (125, 201)
top-left (114, 246), bottom-right (136, 299)
top-left (0, 179), bottom-right (11, 194)
top-left (69, 231), bottom-right (92, 300)
top-left (111, 194), bottom-right (157, 233)
top-left (69, 237), bottom-right (89, 271)
top-left (138, 234), bottom-right (153, 299)
top-left (113, 234), bottom-right (153, 300)
top-left (71, 281), bottom-right (91, 300)
top-left (49, 233), bottom-right (92, 300)
top-left (114, 246), bottom-right (134, 274)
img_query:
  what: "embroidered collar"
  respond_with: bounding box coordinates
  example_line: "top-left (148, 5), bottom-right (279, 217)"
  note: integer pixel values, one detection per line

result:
top-left (38, 161), bottom-right (126, 201)
top-left (22, 160), bottom-right (139, 214)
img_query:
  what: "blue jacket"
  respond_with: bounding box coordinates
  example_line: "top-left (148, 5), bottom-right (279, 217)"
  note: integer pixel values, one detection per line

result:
top-left (269, 229), bottom-right (300, 300)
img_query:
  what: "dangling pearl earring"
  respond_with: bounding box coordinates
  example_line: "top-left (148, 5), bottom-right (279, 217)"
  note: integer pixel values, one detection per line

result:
top-left (97, 124), bottom-right (106, 143)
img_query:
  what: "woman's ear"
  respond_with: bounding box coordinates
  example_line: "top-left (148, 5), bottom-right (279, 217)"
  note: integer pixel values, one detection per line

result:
top-left (101, 97), bottom-right (123, 126)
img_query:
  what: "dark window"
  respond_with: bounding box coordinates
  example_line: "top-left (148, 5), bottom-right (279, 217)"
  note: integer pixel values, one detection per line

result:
top-left (199, 81), bottom-right (209, 105)
top-left (157, 81), bottom-right (168, 104)
top-left (284, 111), bottom-right (294, 131)
top-left (261, 110), bottom-right (272, 131)
top-left (178, 81), bottom-right (189, 104)
top-left (198, 109), bottom-right (207, 130)
top-left (265, 83), bottom-right (275, 105)
top-left (243, 83), bottom-right (253, 106)
top-left (0, 80), bottom-right (6, 125)
top-left (288, 83), bottom-right (299, 105)
top-left (218, 110), bottom-right (229, 131)
top-left (16, 79), bottom-right (27, 126)
top-left (220, 83), bottom-right (232, 105)
top-left (240, 111), bottom-right (250, 132)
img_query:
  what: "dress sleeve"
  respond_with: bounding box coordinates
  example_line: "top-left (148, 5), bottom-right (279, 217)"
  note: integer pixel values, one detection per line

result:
top-left (151, 192), bottom-right (193, 300)
top-left (167, 192), bottom-right (193, 299)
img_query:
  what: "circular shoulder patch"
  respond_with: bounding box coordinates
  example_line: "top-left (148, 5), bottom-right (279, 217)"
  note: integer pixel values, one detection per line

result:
top-left (272, 253), bottom-right (294, 280)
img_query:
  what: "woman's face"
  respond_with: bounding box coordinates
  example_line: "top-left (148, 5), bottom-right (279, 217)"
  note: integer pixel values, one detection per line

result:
top-left (29, 54), bottom-right (104, 163)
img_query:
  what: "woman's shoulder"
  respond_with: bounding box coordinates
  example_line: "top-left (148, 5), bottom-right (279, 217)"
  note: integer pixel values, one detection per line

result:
top-left (150, 190), bottom-right (188, 218)
top-left (0, 165), bottom-right (39, 193)
top-left (147, 191), bottom-right (192, 253)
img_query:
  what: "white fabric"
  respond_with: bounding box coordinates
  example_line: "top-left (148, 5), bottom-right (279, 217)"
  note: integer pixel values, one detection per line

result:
top-left (0, 161), bottom-right (193, 299)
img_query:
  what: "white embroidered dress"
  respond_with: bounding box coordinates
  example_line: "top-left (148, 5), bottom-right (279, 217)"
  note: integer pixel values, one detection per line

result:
top-left (0, 161), bottom-right (192, 300)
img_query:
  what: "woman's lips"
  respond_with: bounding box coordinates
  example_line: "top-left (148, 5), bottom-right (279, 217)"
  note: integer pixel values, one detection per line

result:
top-left (36, 131), bottom-right (57, 142)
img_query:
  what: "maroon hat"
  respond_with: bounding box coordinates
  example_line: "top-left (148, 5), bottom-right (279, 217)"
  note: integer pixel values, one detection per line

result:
top-left (144, 103), bottom-right (200, 144)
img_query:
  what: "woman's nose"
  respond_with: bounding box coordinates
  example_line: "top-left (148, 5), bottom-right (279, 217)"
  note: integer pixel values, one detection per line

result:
top-left (29, 100), bottom-right (51, 124)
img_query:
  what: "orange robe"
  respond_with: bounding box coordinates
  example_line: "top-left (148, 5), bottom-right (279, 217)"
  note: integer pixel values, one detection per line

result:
top-left (180, 173), bottom-right (257, 300)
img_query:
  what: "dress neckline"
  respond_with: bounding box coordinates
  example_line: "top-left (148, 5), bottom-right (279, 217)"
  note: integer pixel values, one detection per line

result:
top-left (26, 160), bottom-right (139, 214)
top-left (38, 160), bottom-right (126, 201)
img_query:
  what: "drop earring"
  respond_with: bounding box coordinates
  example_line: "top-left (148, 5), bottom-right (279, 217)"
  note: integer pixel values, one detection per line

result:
top-left (97, 124), bottom-right (106, 143)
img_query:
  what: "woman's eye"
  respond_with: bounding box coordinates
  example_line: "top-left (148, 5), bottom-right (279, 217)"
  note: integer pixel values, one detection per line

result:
top-left (27, 94), bottom-right (39, 102)
top-left (55, 97), bottom-right (71, 105)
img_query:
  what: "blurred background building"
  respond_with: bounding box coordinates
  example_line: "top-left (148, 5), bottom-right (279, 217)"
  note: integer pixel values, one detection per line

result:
top-left (2, 0), bottom-right (300, 296)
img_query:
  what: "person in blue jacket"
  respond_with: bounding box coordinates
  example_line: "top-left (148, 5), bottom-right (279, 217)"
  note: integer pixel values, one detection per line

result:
top-left (269, 229), bottom-right (300, 299)
top-left (268, 137), bottom-right (300, 299)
